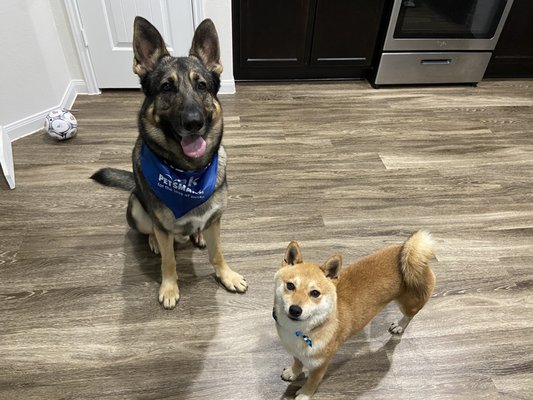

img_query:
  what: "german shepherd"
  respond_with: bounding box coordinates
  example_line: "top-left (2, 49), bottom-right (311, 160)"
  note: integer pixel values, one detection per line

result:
top-left (91, 16), bottom-right (247, 309)
top-left (273, 231), bottom-right (436, 399)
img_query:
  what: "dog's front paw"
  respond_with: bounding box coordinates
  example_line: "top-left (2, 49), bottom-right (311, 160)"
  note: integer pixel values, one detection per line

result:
top-left (281, 366), bottom-right (300, 382)
top-left (148, 233), bottom-right (160, 254)
top-left (190, 232), bottom-right (206, 249)
top-left (217, 269), bottom-right (248, 293)
top-left (388, 321), bottom-right (404, 335)
top-left (158, 281), bottom-right (180, 309)
top-left (295, 389), bottom-right (312, 400)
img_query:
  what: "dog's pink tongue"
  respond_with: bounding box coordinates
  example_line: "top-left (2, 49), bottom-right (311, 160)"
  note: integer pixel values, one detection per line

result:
top-left (181, 135), bottom-right (207, 158)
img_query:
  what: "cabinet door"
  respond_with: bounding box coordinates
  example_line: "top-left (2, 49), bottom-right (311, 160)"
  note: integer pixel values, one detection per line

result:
top-left (310, 0), bottom-right (385, 67)
top-left (236, 0), bottom-right (315, 68)
top-left (486, 0), bottom-right (533, 78)
top-left (232, 0), bottom-right (386, 79)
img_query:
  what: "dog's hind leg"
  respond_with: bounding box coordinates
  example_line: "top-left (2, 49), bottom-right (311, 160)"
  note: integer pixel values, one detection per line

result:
top-left (127, 192), bottom-right (159, 253)
top-left (390, 230), bottom-right (436, 334)
top-left (389, 286), bottom-right (433, 335)
top-left (127, 192), bottom-right (153, 233)
top-left (389, 315), bottom-right (412, 335)
top-left (204, 219), bottom-right (248, 293)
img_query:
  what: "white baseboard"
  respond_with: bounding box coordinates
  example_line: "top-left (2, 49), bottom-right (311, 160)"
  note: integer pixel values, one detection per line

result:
top-left (0, 127), bottom-right (15, 189)
top-left (219, 79), bottom-right (236, 95)
top-left (0, 79), bottom-right (90, 189)
top-left (5, 79), bottom-right (89, 143)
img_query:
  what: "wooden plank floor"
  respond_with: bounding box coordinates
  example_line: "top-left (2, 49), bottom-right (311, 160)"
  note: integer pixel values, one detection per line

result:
top-left (1, 80), bottom-right (532, 399)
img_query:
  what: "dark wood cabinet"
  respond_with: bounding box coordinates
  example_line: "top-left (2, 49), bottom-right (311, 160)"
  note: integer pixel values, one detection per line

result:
top-left (232, 0), bottom-right (387, 80)
top-left (310, 0), bottom-right (384, 67)
top-left (237, 0), bottom-right (314, 68)
top-left (485, 0), bottom-right (533, 78)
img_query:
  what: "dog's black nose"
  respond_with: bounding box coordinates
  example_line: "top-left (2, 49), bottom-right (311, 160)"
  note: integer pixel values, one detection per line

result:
top-left (183, 110), bottom-right (204, 132)
top-left (289, 305), bottom-right (302, 318)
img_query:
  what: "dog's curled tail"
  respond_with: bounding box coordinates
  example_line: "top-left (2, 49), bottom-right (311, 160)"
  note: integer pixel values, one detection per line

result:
top-left (90, 168), bottom-right (135, 191)
top-left (400, 230), bottom-right (436, 293)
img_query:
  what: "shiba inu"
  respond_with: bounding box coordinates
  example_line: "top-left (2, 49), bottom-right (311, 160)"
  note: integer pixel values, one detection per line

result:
top-left (91, 16), bottom-right (247, 309)
top-left (273, 231), bottom-right (436, 399)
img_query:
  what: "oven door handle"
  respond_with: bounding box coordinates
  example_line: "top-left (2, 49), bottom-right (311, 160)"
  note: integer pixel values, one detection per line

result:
top-left (420, 59), bottom-right (452, 65)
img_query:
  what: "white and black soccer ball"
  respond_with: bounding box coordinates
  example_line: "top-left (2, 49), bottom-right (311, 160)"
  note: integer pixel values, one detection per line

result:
top-left (44, 108), bottom-right (78, 140)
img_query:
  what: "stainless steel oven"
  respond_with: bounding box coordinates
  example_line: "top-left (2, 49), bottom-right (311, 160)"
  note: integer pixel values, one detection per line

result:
top-left (374, 0), bottom-right (514, 85)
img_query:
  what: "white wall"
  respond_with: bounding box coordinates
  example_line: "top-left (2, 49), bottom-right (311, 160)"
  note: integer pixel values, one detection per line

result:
top-left (203, 0), bottom-right (235, 94)
top-left (0, 0), bottom-right (85, 139)
top-left (51, 0), bottom-right (84, 81)
top-left (0, 0), bottom-right (86, 188)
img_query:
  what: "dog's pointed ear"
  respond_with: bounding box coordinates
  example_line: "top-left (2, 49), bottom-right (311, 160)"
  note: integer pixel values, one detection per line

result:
top-left (320, 255), bottom-right (342, 280)
top-left (189, 19), bottom-right (223, 76)
top-left (132, 16), bottom-right (169, 78)
top-left (282, 241), bottom-right (303, 268)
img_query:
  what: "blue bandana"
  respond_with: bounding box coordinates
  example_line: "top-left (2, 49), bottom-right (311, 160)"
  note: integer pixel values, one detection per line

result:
top-left (140, 143), bottom-right (218, 219)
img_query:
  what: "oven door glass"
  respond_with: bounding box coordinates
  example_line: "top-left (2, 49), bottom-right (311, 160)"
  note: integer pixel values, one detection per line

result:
top-left (394, 0), bottom-right (508, 39)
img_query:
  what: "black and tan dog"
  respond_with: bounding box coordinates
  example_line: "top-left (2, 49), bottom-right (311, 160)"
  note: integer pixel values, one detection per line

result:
top-left (91, 16), bottom-right (247, 309)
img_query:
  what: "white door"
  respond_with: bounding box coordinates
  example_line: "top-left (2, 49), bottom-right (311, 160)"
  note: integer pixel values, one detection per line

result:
top-left (76, 0), bottom-right (197, 88)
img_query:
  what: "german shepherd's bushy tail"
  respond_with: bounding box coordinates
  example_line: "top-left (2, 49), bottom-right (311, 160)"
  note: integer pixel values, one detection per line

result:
top-left (91, 168), bottom-right (135, 191)
top-left (400, 230), bottom-right (436, 295)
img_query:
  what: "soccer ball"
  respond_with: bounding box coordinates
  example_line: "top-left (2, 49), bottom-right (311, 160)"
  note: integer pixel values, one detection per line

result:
top-left (44, 109), bottom-right (78, 140)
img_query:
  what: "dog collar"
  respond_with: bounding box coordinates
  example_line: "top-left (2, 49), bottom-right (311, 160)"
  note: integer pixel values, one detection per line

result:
top-left (295, 331), bottom-right (313, 348)
top-left (140, 143), bottom-right (218, 219)
top-left (273, 308), bottom-right (313, 348)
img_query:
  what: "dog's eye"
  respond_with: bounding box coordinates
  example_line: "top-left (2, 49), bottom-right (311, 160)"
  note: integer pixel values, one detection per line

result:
top-left (197, 81), bottom-right (207, 91)
top-left (160, 82), bottom-right (173, 92)
top-left (286, 282), bottom-right (295, 291)
top-left (310, 290), bottom-right (321, 298)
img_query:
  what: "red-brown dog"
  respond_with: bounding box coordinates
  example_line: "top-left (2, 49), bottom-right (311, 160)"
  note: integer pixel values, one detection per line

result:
top-left (273, 231), bottom-right (436, 399)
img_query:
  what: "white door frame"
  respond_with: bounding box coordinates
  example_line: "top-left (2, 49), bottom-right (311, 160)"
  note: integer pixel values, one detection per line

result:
top-left (63, 0), bottom-right (205, 95)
